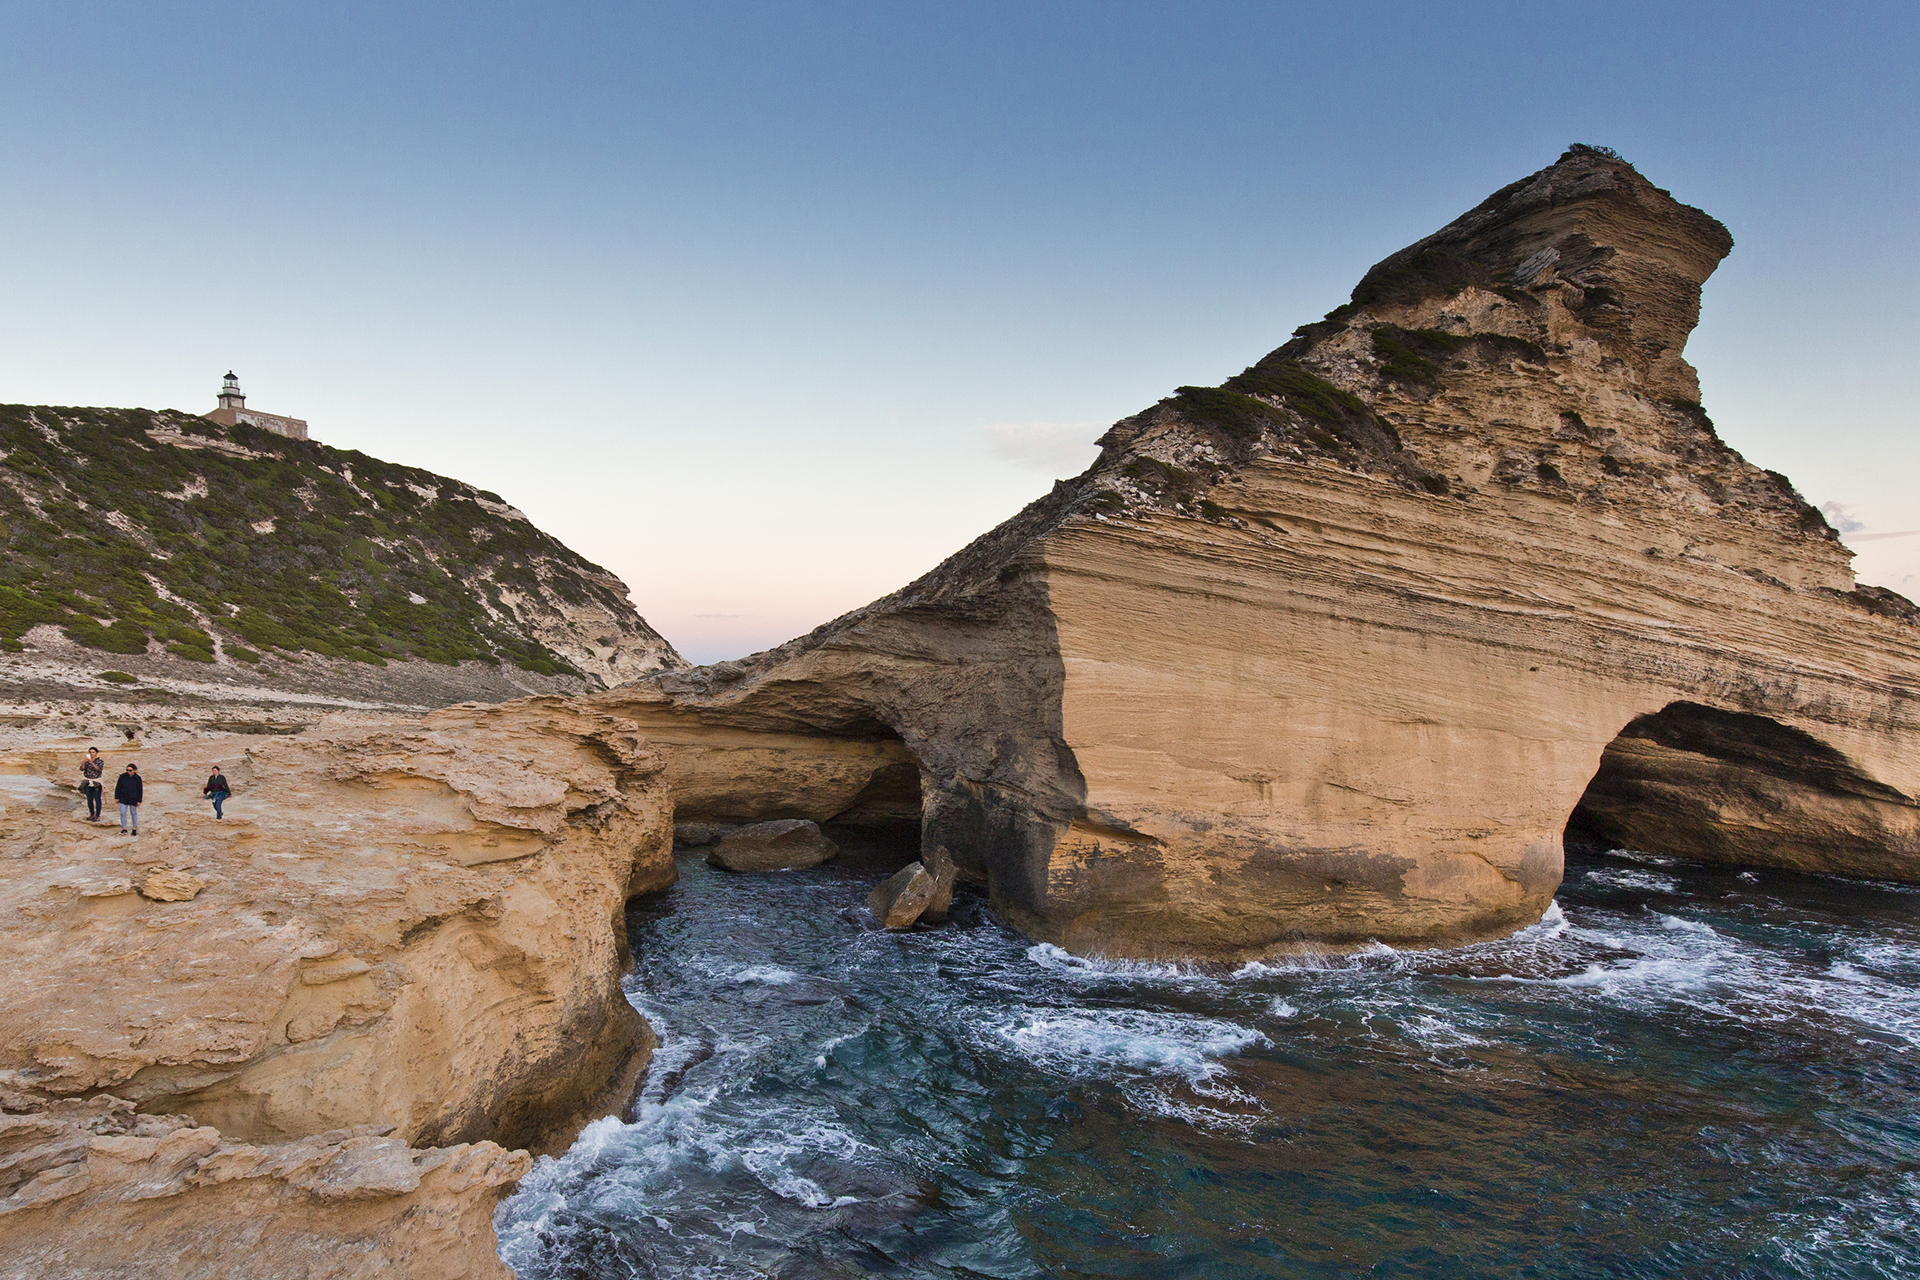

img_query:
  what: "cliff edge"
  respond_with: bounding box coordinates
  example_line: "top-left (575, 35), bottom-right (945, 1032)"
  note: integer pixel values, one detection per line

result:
top-left (0, 701), bottom-right (675, 1276)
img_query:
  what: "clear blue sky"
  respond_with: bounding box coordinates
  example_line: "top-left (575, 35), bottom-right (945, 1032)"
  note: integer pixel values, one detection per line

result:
top-left (3, 1), bottom-right (1915, 663)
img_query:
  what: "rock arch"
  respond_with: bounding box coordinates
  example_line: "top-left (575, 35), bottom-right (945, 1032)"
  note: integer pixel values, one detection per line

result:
top-left (1565, 701), bottom-right (1920, 881)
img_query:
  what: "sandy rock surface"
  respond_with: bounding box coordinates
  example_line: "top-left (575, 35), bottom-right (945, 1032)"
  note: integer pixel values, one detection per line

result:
top-left (0, 696), bottom-right (675, 1276)
top-left (0, 1097), bottom-right (526, 1280)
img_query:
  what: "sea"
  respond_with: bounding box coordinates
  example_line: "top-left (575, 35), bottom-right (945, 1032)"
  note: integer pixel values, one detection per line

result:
top-left (496, 845), bottom-right (1920, 1278)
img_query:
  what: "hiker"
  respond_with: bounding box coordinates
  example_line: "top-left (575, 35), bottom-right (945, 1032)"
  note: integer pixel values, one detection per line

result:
top-left (79, 748), bottom-right (106, 822)
top-left (113, 763), bottom-right (143, 836)
top-left (203, 764), bottom-right (231, 819)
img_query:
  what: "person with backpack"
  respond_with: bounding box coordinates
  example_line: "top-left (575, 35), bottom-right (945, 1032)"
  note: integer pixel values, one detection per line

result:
top-left (203, 764), bottom-right (231, 819)
top-left (113, 763), bottom-right (143, 835)
top-left (78, 748), bottom-right (106, 822)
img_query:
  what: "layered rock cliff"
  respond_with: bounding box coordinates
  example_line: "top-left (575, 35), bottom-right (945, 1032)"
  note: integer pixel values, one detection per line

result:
top-left (0, 700), bottom-right (674, 1276)
top-left (607, 146), bottom-right (1920, 958)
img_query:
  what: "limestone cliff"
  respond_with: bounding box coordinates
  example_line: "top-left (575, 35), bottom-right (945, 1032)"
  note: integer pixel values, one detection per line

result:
top-left (607, 146), bottom-right (1920, 958)
top-left (0, 700), bottom-right (674, 1276)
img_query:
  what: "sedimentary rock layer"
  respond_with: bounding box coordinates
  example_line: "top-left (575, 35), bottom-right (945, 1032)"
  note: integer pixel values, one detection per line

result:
top-left (0, 699), bottom-right (674, 1275)
top-left (610, 146), bottom-right (1920, 959)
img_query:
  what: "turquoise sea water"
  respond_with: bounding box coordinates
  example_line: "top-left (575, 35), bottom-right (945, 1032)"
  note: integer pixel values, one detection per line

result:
top-left (497, 848), bottom-right (1920, 1278)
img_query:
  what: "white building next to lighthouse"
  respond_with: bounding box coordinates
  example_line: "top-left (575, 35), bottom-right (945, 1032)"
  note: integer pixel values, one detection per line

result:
top-left (204, 372), bottom-right (310, 440)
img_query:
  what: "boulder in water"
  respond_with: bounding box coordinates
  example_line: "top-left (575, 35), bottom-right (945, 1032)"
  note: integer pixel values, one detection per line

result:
top-left (707, 819), bottom-right (838, 872)
top-left (919, 845), bottom-right (958, 924)
top-left (868, 862), bottom-right (938, 929)
top-left (673, 822), bottom-right (729, 847)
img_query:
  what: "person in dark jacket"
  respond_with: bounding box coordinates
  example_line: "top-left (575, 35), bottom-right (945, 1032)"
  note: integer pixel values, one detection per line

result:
top-left (79, 748), bottom-right (106, 821)
top-left (113, 763), bottom-right (143, 835)
top-left (203, 764), bottom-right (231, 819)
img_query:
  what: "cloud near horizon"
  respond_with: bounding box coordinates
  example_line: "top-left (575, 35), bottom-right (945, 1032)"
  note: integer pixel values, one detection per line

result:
top-left (1821, 500), bottom-right (1866, 534)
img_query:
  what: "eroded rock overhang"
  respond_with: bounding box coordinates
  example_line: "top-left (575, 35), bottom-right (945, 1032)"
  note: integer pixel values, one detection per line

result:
top-left (606, 145), bottom-right (1920, 960)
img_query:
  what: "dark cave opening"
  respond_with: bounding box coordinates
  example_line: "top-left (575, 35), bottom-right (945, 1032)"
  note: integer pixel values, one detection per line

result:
top-left (1564, 700), bottom-right (1909, 868)
top-left (822, 753), bottom-right (925, 873)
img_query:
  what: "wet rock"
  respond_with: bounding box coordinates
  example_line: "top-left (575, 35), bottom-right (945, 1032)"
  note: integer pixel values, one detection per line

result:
top-left (868, 863), bottom-right (938, 929)
top-left (707, 819), bottom-right (838, 872)
top-left (919, 845), bottom-right (958, 924)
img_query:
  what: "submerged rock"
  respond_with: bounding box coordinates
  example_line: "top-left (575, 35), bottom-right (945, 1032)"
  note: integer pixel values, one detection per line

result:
top-left (707, 818), bottom-right (838, 872)
top-left (603, 145), bottom-right (1920, 960)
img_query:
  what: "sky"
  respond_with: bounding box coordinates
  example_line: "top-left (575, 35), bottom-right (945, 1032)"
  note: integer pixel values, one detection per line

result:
top-left (2, 1), bottom-right (1916, 664)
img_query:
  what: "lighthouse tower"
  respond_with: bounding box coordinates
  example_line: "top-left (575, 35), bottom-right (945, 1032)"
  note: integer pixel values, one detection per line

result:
top-left (205, 372), bottom-right (311, 440)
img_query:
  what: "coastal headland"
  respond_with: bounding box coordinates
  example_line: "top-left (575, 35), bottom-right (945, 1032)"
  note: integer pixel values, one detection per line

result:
top-left (1, 147), bottom-right (1916, 1274)
top-left (603, 145), bottom-right (1920, 958)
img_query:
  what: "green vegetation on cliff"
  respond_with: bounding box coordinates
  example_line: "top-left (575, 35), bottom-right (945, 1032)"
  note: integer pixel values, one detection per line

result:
top-left (0, 405), bottom-right (635, 674)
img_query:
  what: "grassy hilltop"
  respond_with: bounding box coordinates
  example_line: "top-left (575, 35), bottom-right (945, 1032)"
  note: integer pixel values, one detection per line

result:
top-left (0, 404), bottom-right (676, 683)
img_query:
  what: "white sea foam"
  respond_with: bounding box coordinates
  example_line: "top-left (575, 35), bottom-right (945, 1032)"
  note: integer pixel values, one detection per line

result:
top-left (1459, 893), bottom-right (1920, 1049)
top-left (1584, 867), bottom-right (1680, 894)
top-left (737, 1118), bottom-right (870, 1208)
top-left (996, 1007), bottom-right (1268, 1079)
top-left (1547, 954), bottom-right (1717, 992)
top-left (1233, 951), bottom-right (1337, 977)
top-left (986, 1005), bottom-right (1271, 1127)
top-left (1400, 1013), bottom-right (1489, 1048)
top-left (1605, 848), bottom-right (1679, 867)
top-left (1529, 900), bottom-right (1569, 936)
top-left (1232, 940), bottom-right (1399, 979)
top-left (1025, 942), bottom-right (1206, 984)
top-left (733, 964), bottom-right (799, 985)
top-left (1269, 998), bottom-right (1299, 1018)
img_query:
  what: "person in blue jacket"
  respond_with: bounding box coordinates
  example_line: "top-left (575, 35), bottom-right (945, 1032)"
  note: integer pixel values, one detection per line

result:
top-left (113, 763), bottom-right (143, 836)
